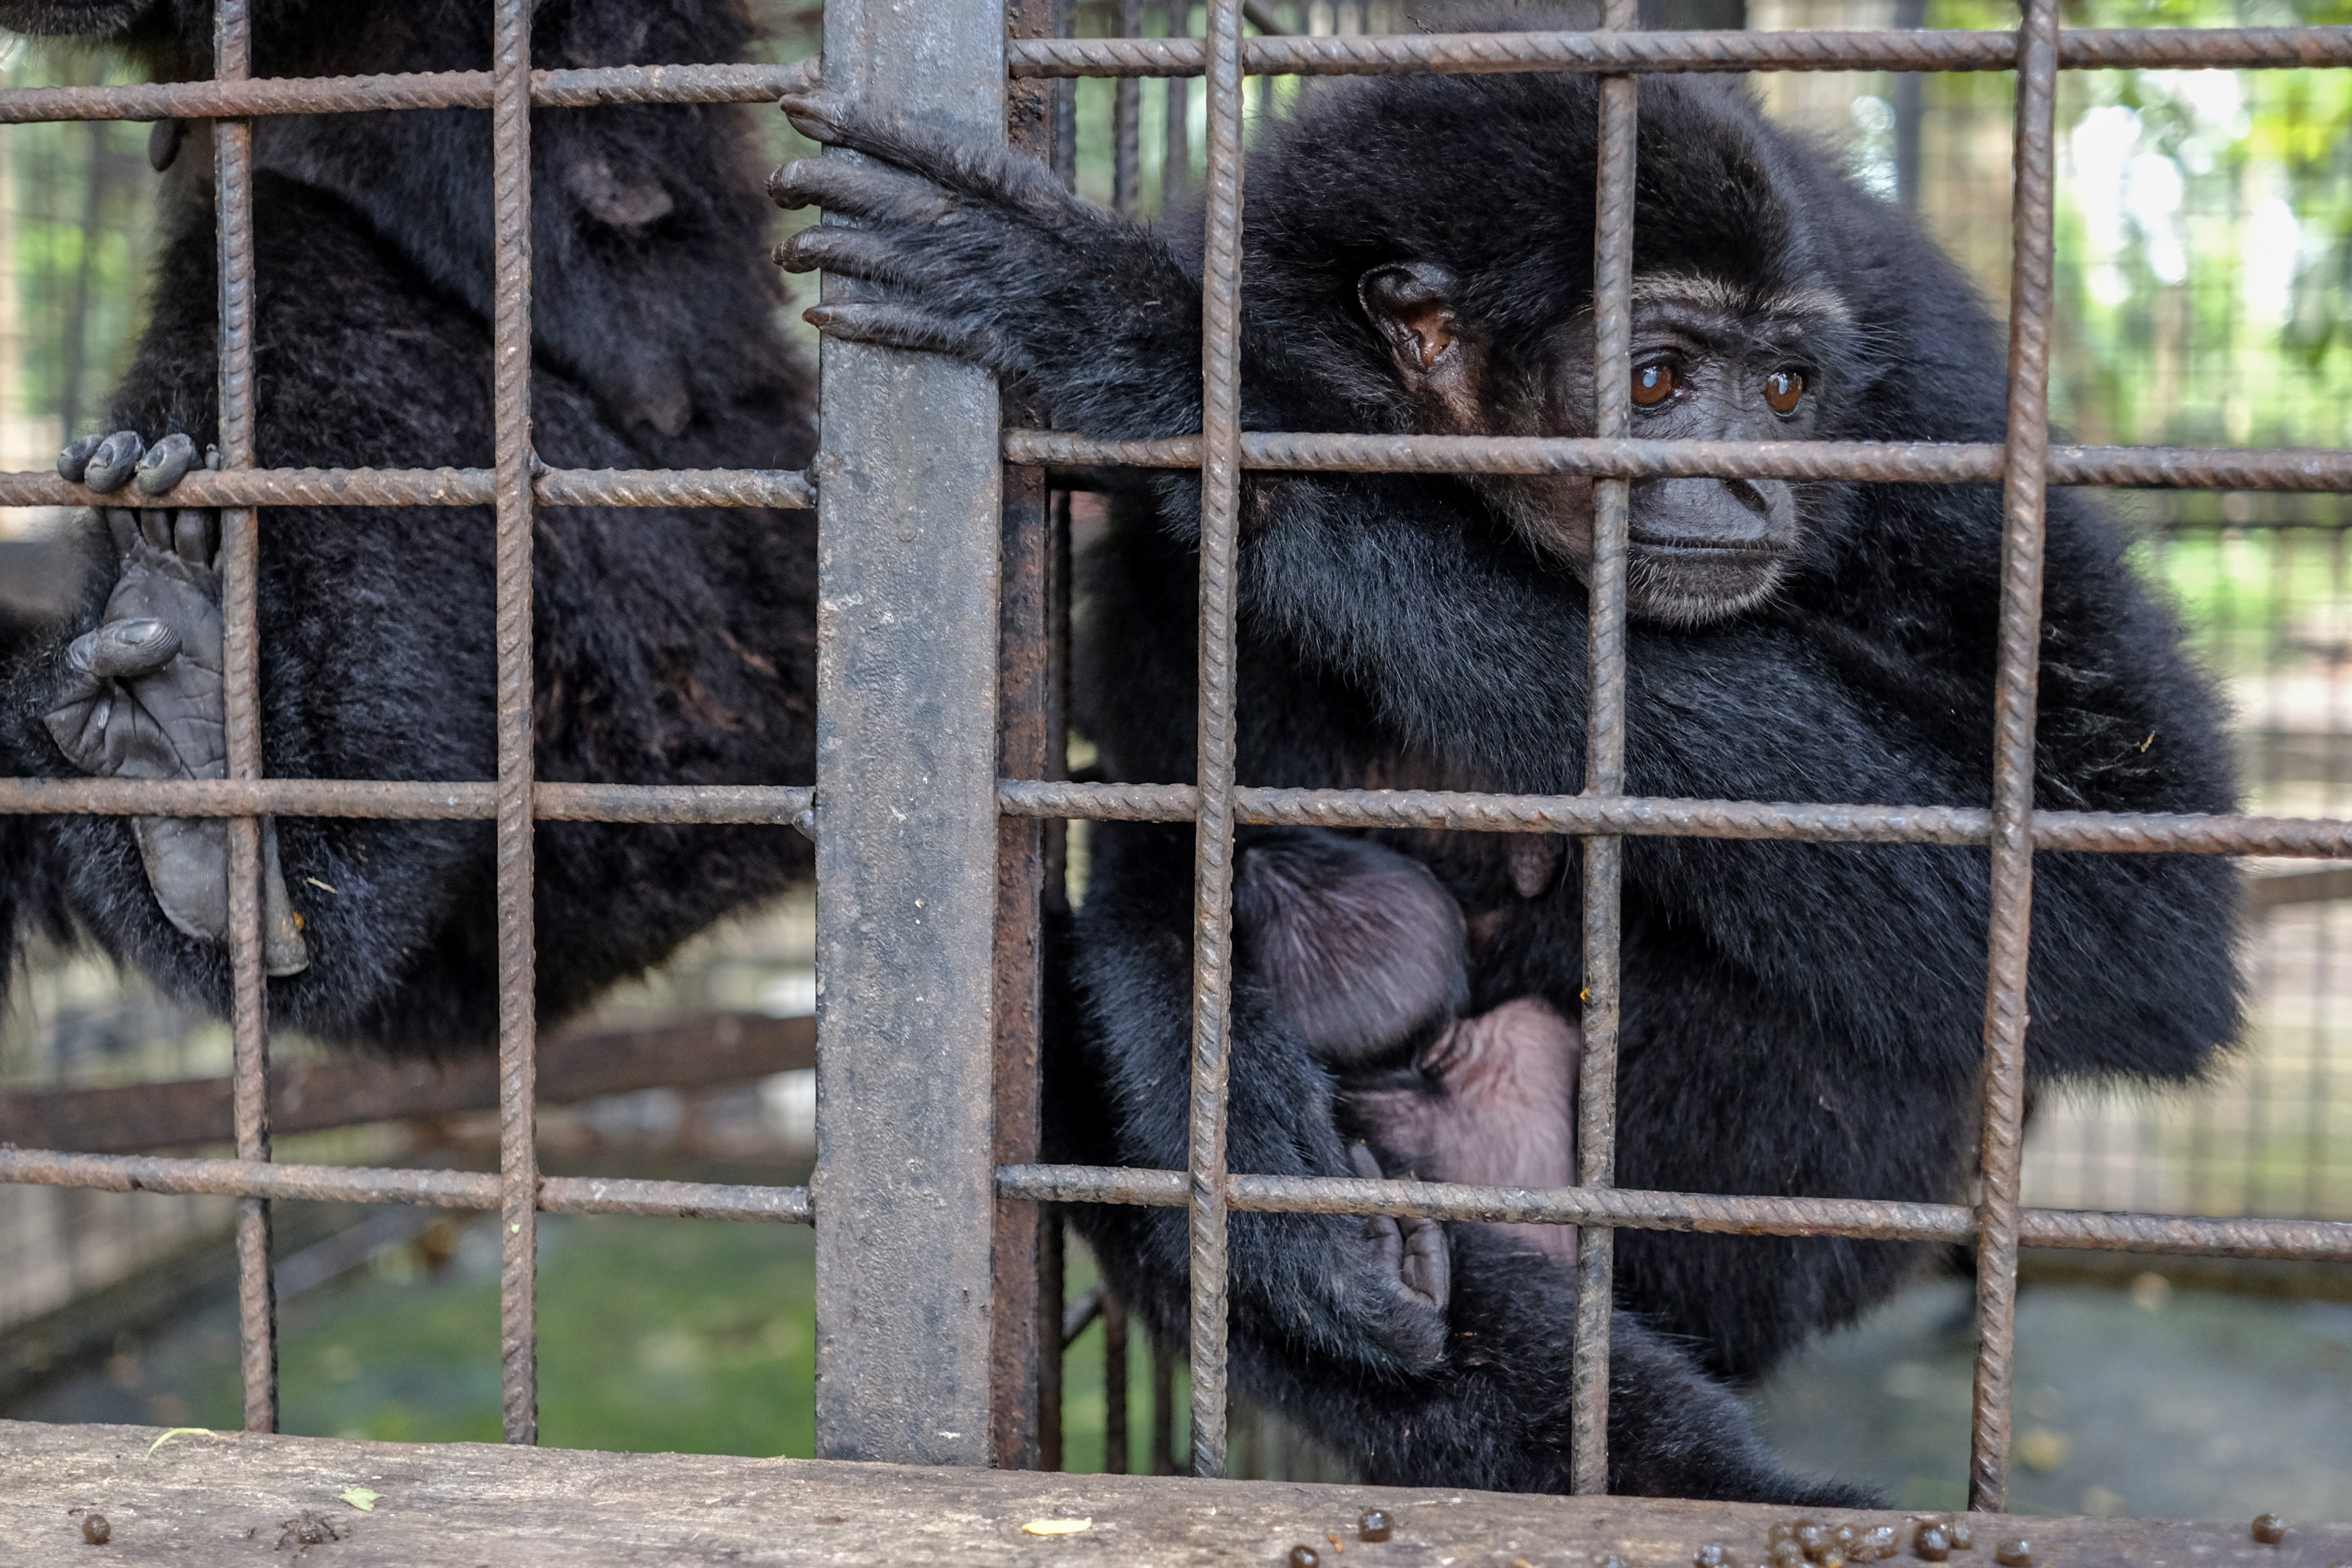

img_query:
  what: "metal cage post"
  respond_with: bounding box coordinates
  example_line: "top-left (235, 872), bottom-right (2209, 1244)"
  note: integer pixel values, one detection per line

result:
top-left (489, 0), bottom-right (540, 1448)
top-left (810, 0), bottom-right (1009, 1467)
top-left (211, 0), bottom-right (273, 1439)
top-left (1968, 0), bottom-right (2062, 1511)
top-left (1571, 0), bottom-right (1639, 1495)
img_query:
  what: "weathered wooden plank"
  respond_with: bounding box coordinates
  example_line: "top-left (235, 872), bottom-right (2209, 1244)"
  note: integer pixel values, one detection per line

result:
top-left (0, 1012), bottom-right (813, 1155)
top-left (2, 1421), bottom-right (2345, 1568)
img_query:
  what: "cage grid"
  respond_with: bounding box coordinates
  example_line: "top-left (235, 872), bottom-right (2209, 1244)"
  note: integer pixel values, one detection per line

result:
top-left (0, 0), bottom-right (2345, 1519)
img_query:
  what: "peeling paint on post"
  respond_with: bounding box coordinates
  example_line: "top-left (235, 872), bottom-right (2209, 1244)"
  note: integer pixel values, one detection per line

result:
top-left (811, 0), bottom-right (1007, 1467)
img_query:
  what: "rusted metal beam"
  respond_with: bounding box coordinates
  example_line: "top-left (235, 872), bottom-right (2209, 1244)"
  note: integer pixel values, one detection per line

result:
top-left (992, 0), bottom-right (1061, 1475)
top-left (809, 0), bottom-right (1006, 1470)
top-left (0, 1012), bottom-right (814, 1156)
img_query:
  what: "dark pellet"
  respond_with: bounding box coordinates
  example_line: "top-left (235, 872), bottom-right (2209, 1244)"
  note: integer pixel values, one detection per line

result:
top-left (1913, 1525), bottom-right (1951, 1562)
top-left (1798, 1524), bottom-right (1834, 1560)
top-left (1698, 1548), bottom-right (1730, 1568)
top-left (1993, 1539), bottom-right (2033, 1567)
top-left (1770, 1525), bottom-right (1801, 1549)
top-left (2251, 1516), bottom-right (2287, 1546)
top-left (81, 1514), bottom-right (111, 1546)
top-left (1772, 1542), bottom-right (1806, 1568)
top-left (1359, 1511), bottom-right (1395, 1544)
top-left (1946, 1524), bottom-right (1975, 1553)
top-left (1860, 1527), bottom-right (1901, 1561)
top-left (1290, 1547), bottom-right (1322, 1568)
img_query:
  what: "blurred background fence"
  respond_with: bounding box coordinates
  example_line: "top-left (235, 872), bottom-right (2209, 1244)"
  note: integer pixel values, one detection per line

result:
top-left (1, 0), bottom-right (2347, 1513)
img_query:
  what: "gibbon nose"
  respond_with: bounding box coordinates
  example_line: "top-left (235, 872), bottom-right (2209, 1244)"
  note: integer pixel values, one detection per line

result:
top-left (1627, 476), bottom-right (1789, 551)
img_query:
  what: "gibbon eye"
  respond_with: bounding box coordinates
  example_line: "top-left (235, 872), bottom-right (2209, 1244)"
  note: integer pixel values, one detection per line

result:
top-left (1632, 362), bottom-right (1677, 406)
top-left (1763, 369), bottom-right (1805, 414)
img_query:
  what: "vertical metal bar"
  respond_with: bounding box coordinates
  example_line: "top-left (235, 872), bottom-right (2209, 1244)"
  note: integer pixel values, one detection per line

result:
top-left (1968, 0), bottom-right (2059, 1512)
top-left (1038, 1210), bottom-right (1066, 1470)
top-left (1892, 0), bottom-right (1926, 211)
top-left (1053, 0), bottom-right (1079, 191)
top-left (993, 0), bottom-right (1058, 1474)
top-left (811, 0), bottom-right (1005, 1467)
top-left (490, 0), bottom-right (539, 1448)
top-left (1186, 0), bottom-right (1246, 1482)
top-left (212, 0), bottom-right (273, 1438)
top-left (1150, 1337), bottom-right (1177, 1474)
top-left (1570, 0), bottom-right (1638, 1500)
top-left (1103, 1293), bottom-right (1131, 1474)
top-left (1163, 0), bottom-right (1191, 206)
top-left (1114, 0), bottom-right (1144, 215)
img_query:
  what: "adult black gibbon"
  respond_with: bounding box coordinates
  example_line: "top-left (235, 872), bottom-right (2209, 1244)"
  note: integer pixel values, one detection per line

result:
top-left (770, 63), bottom-right (2242, 1500)
top-left (0, 0), bottom-right (818, 1050)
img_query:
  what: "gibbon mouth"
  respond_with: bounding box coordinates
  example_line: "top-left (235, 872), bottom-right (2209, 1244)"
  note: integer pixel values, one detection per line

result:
top-left (1633, 538), bottom-right (1777, 560)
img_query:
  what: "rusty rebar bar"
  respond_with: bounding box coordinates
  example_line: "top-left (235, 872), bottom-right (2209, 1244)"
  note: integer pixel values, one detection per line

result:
top-left (0, 779), bottom-right (812, 821)
top-left (5, 438), bottom-right (2344, 512)
top-left (1571, 7), bottom-right (1637, 1496)
top-left (0, 466), bottom-right (813, 508)
top-left (0, 59), bottom-right (819, 124)
top-left (991, 1165), bottom-right (2352, 1261)
top-left (0, 1150), bottom-right (810, 1222)
top-left (0, 28), bottom-right (2342, 127)
top-left (13, 771), bottom-right (2352, 858)
top-left (1183, 0), bottom-right (1248, 1482)
top-left (1969, 0), bottom-right (2062, 1513)
top-left (993, 781), bottom-right (2352, 858)
top-left (1004, 25), bottom-right (2352, 77)
top-left (996, 432), bottom-right (2352, 490)
top-left (1113, 0), bottom-right (1144, 215)
top-left (8, 1146), bottom-right (2346, 1260)
top-left (210, 0), bottom-right (275, 1440)
top-left (491, 0), bottom-right (539, 1449)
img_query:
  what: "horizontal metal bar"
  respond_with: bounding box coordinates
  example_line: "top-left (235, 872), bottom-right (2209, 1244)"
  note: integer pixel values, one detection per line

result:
top-left (995, 1166), bottom-right (2352, 1262)
top-left (0, 60), bottom-right (819, 124)
top-left (9, 440), bottom-right (2345, 513)
top-left (1006, 432), bottom-right (2352, 492)
top-left (4, 1144), bottom-right (2336, 1256)
top-left (0, 779), bottom-right (810, 822)
top-left (4, 773), bottom-right (2346, 857)
top-left (1006, 25), bottom-right (2352, 78)
top-left (0, 28), bottom-right (2339, 129)
top-left (4, 774), bottom-right (2346, 858)
top-left (996, 780), bottom-right (2352, 858)
top-left (0, 1149), bottom-right (810, 1222)
top-left (0, 467), bottom-right (813, 510)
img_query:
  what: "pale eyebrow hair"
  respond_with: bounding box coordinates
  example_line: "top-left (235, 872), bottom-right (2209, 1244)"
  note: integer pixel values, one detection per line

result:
top-left (1628, 271), bottom-right (1853, 323)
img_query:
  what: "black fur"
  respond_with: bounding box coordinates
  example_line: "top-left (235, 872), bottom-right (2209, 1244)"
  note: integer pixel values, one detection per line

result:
top-left (0, 0), bottom-right (818, 1050)
top-left (773, 63), bottom-right (2241, 1501)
